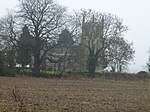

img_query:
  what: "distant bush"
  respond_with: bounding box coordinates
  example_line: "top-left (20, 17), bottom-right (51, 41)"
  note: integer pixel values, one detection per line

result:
top-left (136, 71), bottom-right (150, 79)
top-left (137, 71), bottom-right (149, 75)
top-left (99, 72), bottom-right (136, 80)
top-left (0, 67), bottom-right (16, 77)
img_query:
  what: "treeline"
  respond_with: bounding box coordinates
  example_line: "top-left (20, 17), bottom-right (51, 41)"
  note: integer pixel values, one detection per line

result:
top-left (0, 0), bottom-right (135, 77)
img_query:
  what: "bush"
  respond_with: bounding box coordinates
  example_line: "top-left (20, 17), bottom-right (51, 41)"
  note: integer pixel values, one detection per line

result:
top-left (0, 67), bottom-right (16, 77)
top-left (137, 71), bottom-right (149, 75)
top-left (136, 71), bottom-right (150, 79)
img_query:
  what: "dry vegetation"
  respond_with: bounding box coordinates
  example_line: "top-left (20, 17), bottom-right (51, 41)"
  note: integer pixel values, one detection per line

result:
top-left (0, 77), bottom-right (150, 112)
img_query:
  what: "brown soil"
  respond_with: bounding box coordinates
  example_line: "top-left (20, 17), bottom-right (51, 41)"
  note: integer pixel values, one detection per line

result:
top-left (0, 77), bottom-right (150, 112)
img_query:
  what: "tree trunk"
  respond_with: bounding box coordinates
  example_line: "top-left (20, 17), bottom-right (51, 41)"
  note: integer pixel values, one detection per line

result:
top-left (32, 53), bottom-right (41, 76)
top-left (119, 65), bottom-right (122, 73)
top-left (111, 66), bottom-right (116, 72)
top-left (88, 56), bottom-right (97, 78)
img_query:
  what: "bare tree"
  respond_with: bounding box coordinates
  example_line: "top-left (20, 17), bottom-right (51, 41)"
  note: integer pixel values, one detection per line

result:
top-left (0, 13), bottom-right (17, 48)
top-left (18, 0), bottom-right (67, 76)
top-left (146, 48), bottom-right (150, 73)
top-left (73, 9), bottom-right (128, 77)
top-left (108, 37), bottom-right (134, 72)
top-left (0, 13), bottom-right (18, 68)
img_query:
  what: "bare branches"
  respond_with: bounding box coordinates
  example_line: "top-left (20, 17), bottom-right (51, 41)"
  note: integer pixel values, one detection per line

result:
top-left (107, 37), bottom-right (135, 72)
top-left (72, 9), bottom-right (130, 75)
top-left (0, 13), bottom-right (19, 49)
top-left (19, 0), bottom-right (66, 39)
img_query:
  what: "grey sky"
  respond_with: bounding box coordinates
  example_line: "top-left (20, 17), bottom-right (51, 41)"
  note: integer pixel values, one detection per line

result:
top-left (0, 0), bottom-right (150, 73)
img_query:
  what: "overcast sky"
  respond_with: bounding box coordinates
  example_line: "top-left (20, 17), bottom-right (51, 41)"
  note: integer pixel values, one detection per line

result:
top-left (0, 0), bottom-right (150, 73)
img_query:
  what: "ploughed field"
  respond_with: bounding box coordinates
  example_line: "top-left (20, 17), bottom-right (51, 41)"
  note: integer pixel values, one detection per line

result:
top-left (0, 77), bottom-right (150, 112)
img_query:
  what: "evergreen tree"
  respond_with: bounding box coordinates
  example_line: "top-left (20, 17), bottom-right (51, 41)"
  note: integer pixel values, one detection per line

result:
top-left (16, 25), bottom-right (32, 67)
top-left (58, 29), bottom-right (74, 47)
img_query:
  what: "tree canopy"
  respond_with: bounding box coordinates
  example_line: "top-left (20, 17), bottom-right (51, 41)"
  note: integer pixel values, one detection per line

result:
top-left (0, 1), bottom-right (135, 76)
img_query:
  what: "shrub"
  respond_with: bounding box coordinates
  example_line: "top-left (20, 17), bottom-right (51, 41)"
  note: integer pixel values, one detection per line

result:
top-left (137, 71), bottom-right (149, 75)
top-left (0, 67), bottom-right (16, 77)
top-left (136, 71), bottom-right (150, 79)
